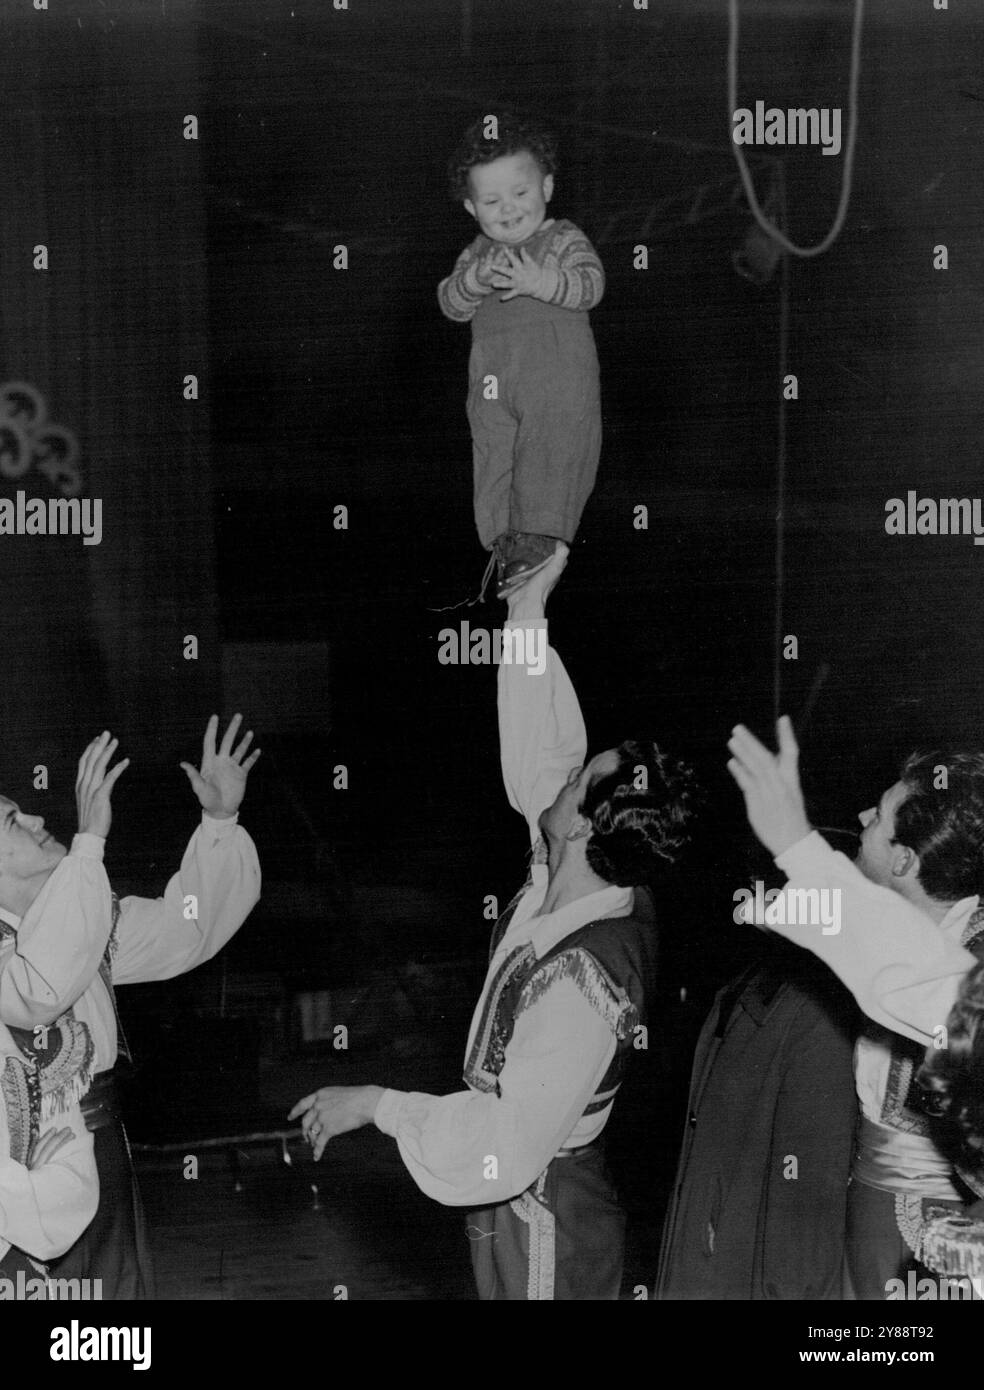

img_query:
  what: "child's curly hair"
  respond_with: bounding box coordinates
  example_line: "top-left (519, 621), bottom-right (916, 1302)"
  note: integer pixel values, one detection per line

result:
top-left (447, 110), bottom-right (558, 202)
top-left (917, 959), bottom-right (984, 1181)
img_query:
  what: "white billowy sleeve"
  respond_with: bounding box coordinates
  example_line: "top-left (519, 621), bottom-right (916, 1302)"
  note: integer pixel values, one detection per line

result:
top-left (498, 619), bottom-right (587, 846)
top-left (0, 836), bottom-right (113, 1029)
top-left (111, 813), bottom-right (261, 985)
top-left (373, 977), bottom-right (615, 1206)
top-left (768, 831), bottom-right (976, 1045)
top-left (0, 1110), bottom-right (98, 1263)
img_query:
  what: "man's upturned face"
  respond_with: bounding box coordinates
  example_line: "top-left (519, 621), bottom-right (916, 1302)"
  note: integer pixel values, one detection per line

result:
top-left (464, 151), bottom-right (553, 246)
top-left (539, 748), bottom-right (621, 847)
top-left (856, 780), bottom-right (910, 888)
top-left (0, 796), bottom-right (66, 893)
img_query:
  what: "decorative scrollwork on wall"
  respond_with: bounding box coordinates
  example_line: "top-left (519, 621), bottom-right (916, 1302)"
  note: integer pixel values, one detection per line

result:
top-left (0, 381), bottom-right (82, 497)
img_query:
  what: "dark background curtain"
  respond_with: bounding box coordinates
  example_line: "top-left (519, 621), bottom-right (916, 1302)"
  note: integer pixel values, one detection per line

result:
top-left (0, 2), bottom-right (216, 830)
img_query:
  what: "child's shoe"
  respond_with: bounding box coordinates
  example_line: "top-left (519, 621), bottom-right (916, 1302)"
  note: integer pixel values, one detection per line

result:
top-left (482, 532), bottom-right (514, 600)
top-left (428, 533), bottom-right (513, 611)
top-left (497, 532), bottom-right (561, 596)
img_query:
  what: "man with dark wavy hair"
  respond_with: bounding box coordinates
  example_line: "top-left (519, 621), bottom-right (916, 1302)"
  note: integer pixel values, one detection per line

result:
top-left (291, 546), bottom-right (697, 1298)
top-left (838, 748), bottom-right (984, 1297)
top-left (727, 719), bottom-right (984, 1299)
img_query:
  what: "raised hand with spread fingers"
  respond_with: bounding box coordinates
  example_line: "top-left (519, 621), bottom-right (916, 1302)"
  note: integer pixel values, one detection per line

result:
top-left (76, 731), bottom-right (130, 839)
top-left (726, 715), bottom-right (812, 858)
top-left (179, 714), bottom-right (261, 820)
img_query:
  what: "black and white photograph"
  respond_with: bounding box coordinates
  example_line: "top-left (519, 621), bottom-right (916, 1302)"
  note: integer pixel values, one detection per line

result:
top-left (0, 0), bottom-right (982, 1358)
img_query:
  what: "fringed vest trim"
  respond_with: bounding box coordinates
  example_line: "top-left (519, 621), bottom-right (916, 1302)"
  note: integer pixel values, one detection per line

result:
top-left (463, 889), bottom-right (654, 1116)
top-left (1, 1018), bottom-right (95, 1165)
top-left (464, 943), bottom-right (538, 1095)
top-left (896, 1192), bottom-right (984, 1280)
top-left (516, 947), bottom-right (639, 1041)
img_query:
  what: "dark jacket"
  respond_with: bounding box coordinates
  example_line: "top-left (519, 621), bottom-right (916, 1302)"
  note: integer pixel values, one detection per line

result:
top-left (657, 941), bottom-right (858, 1300)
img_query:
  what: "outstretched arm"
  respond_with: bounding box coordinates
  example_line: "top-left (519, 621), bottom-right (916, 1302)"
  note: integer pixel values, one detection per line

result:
top-left (727, 717), bottom-right (974, 1045)
top-left (498, 545), bottom-right (585, 845)
top-left (110, 715), bottom-right (262, 985)
top-left (288, 976), bottom-right (615, 1207)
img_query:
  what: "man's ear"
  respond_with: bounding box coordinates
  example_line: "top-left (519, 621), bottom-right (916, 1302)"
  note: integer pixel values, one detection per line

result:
top-left (565, 813), bottom-right (592, 844)
top-left (891, 844), bottom-right (918, 880)
top-left (463, 198), bottom-right (477, 221)
top-left (542, 173), bottom-right (554, 204)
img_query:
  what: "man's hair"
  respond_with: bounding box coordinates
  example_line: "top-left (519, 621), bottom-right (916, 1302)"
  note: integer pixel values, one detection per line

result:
top-left (447, 110), bottom-right (558, 202)
top-left (917, 960), bottom-right (984, 1180)
top-left (578, 740), bottom-right (697, 888)
top-left (892, 750), bottom-right (984, 902)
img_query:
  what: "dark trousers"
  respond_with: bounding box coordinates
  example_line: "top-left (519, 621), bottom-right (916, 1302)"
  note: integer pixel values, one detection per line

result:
top-left (466, 328), bottom-right (601, 549)
top-left (47, 1076), bottom-right (155, 1300)
top-left (467, 1141), bottom-right (625, 1300)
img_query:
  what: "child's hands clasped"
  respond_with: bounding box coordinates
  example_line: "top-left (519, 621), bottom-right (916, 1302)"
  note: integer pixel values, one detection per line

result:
top-left (491, 247), bottom-right (549, 301)
top-left (473, 246), bottom-right (506, 289)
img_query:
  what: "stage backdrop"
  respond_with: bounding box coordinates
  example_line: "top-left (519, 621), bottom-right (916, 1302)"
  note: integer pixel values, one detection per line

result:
top-left (0, 1), bottom-right (217, 813)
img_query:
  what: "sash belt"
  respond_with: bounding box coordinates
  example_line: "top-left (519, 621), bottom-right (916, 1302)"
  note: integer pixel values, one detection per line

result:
top-left (854, 1115), bottom-right (963, 1200)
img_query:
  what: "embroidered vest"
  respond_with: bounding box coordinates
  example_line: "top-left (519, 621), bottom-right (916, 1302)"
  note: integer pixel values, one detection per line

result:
top-left (0, 892), bottom-right (124, 1163)
top-left (462, 881), bottom-right (657, 1120)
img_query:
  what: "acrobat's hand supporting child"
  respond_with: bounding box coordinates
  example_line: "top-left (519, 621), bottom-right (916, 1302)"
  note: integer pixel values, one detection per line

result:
top-left (491, 247), bottom-right (557, 302)
top-left (504, 542), bottom-right (569, 620)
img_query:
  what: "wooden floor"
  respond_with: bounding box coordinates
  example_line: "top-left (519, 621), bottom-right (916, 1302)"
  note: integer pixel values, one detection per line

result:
top-left (135, 1050), bottom-right (675, 1301)
top-left (128, 981), bottom-right (682, 1301)
top-left (139, 1134), bottom-right (476, 1301)
top-left (135, 1047), bottom-right (480, 1300)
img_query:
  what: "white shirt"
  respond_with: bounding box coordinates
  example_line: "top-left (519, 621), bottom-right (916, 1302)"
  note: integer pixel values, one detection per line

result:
top-left (0, 1027), bottom-right (98, 1265)
top-left (770, 831), bottom-right (976, 1047)
top-left (374, 621), bottom-right (636, 1208)
top-left (853, 896), bottom-right (978, 1124)
top-left (0, 813), bottom-right (262, 1074)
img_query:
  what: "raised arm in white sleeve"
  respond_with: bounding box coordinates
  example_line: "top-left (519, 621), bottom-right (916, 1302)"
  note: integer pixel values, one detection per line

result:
top-left (0, 835), bottom-right (113, 1030)
top-left (111, 812), bottom-right (261, 985)
top-left (373, 977), bottom-right (615, 1207)
top-left (0, 1111), bottom-right (98, 1263)
top-left (768, 831), bottom-right (975, 1045)
top-left (498, 619), bottom-right (586, 846)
